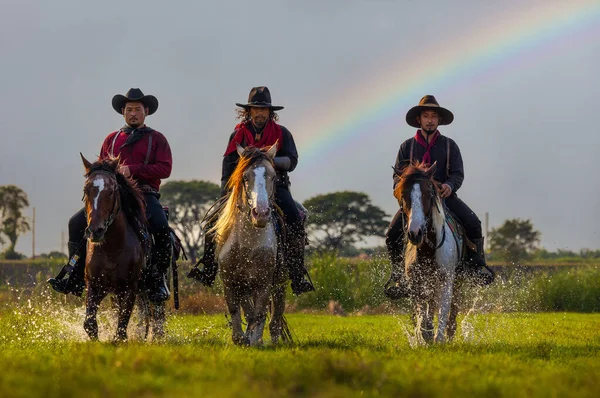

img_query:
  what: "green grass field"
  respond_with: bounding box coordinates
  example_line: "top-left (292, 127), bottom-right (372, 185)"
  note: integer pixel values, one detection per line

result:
top-left (1, 306), bottom-right (598, 397)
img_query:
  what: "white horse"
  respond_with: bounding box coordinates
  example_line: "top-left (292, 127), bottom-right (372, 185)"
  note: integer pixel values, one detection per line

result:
top-left (394, 161), bottom-right (462, 343)
top-left (210, 143), bottom-right (289, 346)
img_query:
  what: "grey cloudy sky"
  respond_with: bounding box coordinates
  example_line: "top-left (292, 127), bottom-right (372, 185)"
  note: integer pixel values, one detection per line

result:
top-left (1, 0), bottom-right (599, 255)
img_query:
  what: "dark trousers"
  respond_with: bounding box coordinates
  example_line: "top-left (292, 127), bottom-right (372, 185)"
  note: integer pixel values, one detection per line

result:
top-left (68, 193), bottom-right (171, 271)
top-left (386, 194), bottom-right (482, 255)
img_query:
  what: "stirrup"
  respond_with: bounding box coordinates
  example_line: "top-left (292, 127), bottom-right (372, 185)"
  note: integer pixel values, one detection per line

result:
top-left (187, 266), bottom-right (216, 287)
top-left (473, 265), bottom-right (495, 286)
top-left (47, 277), bottom-right (85, 297)
top-left (384, 277), bottom-right (410, 300)
top-left (291, 278), bottom-right (315, 295)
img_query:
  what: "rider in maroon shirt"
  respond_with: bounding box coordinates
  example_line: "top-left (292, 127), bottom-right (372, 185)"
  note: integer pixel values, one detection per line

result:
top-left (48, 88), bottom-right (173, 303)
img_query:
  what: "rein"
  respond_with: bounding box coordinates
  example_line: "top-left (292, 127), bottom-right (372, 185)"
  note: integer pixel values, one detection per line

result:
top-left (84, 170), bottom-right (122, 236)
top-left (408, 177), bottom-right (447, 250)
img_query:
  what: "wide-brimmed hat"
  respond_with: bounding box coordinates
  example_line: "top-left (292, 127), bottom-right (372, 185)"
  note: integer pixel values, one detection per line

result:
top-left (236, 86), bottom-right (284, 111)
top-left (405, 95), bottom-right (454, 128)
top-left (112, 88), bottom-right (159, 115)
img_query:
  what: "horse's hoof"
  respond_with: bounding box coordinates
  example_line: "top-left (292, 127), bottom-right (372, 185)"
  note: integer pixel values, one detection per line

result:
top-left (233, 335), bottom-right (249, 346)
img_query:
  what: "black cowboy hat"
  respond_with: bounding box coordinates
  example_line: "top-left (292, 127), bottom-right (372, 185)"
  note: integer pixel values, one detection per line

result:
top-left (405, 95), bottom-right (454, 128)
top-left (236, 86), bottom-right (284, 111)
top-left (112, 88), bottom-right (159, 115)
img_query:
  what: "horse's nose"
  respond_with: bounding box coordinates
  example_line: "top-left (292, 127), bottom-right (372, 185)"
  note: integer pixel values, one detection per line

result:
top-left (90, 226), bottom-right (106, 241)
top-left (252, 207), bottom-right (269, 219)
top-left (407, 229), bottom-right (423, 244)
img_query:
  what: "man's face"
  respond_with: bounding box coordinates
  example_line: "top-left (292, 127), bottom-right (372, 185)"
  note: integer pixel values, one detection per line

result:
top-left (418, 110), bottom-right (440, 134)
top-left (249, 107), bottom-right (270, 129)
top-left (123, 101), bottom-right (147, 128)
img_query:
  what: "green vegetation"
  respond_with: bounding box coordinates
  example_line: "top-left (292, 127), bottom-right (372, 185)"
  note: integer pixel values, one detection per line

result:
top-left (0, 309), bottom-right (598, 397)
top-left (3, 255), bottom-right (599, 314)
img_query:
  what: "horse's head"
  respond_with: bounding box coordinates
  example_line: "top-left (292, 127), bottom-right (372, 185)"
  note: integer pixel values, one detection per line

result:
top-left (393, 161), bottom-right (439, 246)
top-left (236, 143), bottom-right (277, 228)
top-left (81, 153), bottom-right (121, 243)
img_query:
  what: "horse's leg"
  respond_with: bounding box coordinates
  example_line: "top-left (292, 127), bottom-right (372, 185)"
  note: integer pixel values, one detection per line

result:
top-left (114, 288), bottom-right (136, 342)
top-left (151, 302), bottom-right (166, 340)
top-left (246, 290), bottom-right (270, 346)
top-left (447, 280), bottom-right (461, 341)
top-left (135, 295), bottom-right (151, 341)
top-left (224, 286), bottom-right (246, 345)
top-left (84, 285), bottom-right (106, 341)
top-left (435, 274), bottom-right (455, 344)
top-left (241, 296), bottom-right (254, 327)
top-left (269, 285), bottom-right (286, 345)
top-left (420, 301), bottom-right (434, 344)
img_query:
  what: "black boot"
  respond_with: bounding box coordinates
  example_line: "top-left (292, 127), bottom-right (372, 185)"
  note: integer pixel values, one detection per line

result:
top-left (146, 236), bottom-right (172, 303)
top-left (384, 240), bottom-right (410, 300)
top-left (47, 241), bottom-right (86, 297)
top-left (187, 232), bottom-right (219, 287)
top-left (465, 237), bottom-right (495, 286)
top-left (287, 233), bottom-right (315, 295)
top-left (146, 267), bottom-right (170, 304)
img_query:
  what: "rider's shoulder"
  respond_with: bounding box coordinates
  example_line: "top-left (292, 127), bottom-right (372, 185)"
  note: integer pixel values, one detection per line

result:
top-left (103, 130), bottom-right (120, 143)
top-left (442, 135), bottom-right (459, 147)
top-left (149, 129), bottom-right (167, 141)
top-left (400, 136), bottom-right (415, 148)
top-left (279, 124), bottom-right (292, 136)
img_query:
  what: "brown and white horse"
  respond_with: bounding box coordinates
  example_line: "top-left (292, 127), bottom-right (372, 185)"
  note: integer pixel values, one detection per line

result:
top-left (394, 161), bottom-right (462, 343)
top-left (209, 144), bottom-right (290, 346)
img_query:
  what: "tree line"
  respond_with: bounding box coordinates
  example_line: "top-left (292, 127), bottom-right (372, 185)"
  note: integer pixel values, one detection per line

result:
top-left (0, 182), bottom-right (593, 264)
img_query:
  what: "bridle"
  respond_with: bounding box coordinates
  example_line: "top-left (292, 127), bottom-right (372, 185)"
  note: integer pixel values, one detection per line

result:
top-left (404, 177), bottom-right (446, 250)
top-left (238, 164), bottom-right (276, 219)
top-left (84, 170), bottom-right (122, 237)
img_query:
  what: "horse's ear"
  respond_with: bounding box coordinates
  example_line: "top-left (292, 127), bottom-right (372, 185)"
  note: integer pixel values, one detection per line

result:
top-left (265, 141), bottom-right (278, 160)
top-left (80, 152), bottom-right (92, 171)
top-left (236, 143), bottom-right (245, 157)
top-left (392, 165), bottom-right (403, 177)
top-left (426, 161), bottom-right (438, 178)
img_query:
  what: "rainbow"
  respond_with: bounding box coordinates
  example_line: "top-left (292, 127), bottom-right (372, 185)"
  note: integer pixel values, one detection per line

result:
top-left (294, 1), bottom-right (600, 161)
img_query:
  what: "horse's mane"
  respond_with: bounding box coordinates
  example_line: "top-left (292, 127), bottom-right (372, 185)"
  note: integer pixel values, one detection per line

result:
top-left (210, 147), bottom-right (274, 246)
top-left (393, 161), bottom-right (435, 201)
top-left (84, 157), bottom-right (148, 227)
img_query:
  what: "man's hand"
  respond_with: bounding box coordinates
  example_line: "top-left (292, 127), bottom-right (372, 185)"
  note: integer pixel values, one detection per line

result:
top-left (120, 165), bottom-right (131, 177)
top-left (439, 183), bottom-right (452, 199)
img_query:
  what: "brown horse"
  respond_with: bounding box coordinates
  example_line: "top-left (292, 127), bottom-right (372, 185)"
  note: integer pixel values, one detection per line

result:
top-left (80, 154), bottom-right (148, 341)
top-left (394, 161), bottom-right (463, 343)
top-left (209, 144), bottom-right (290, 346)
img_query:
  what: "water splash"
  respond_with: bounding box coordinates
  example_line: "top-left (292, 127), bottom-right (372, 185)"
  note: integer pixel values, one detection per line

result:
top-left (0, 286), bottom-right (166, 345)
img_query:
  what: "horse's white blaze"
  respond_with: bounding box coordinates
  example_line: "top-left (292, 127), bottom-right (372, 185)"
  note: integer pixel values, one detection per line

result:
top-left (92, 177), bottom-right (105, 210)
top-left (251, 166), bottom-right (269, 209)
top-left (408, 184), bottom-right (426, 234)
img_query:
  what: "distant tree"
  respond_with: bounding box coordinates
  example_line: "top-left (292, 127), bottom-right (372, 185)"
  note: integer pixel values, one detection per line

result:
top-left (489, 218), bottom-right (541, 264)
top-left (303, 191), bottom-right (389, 252)
top-left (0, 185), bottom-right (31, 259)
top-left (39, 251), bottom-right (68, 260)
top-left (160, 180), bottom-right (221, 263)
